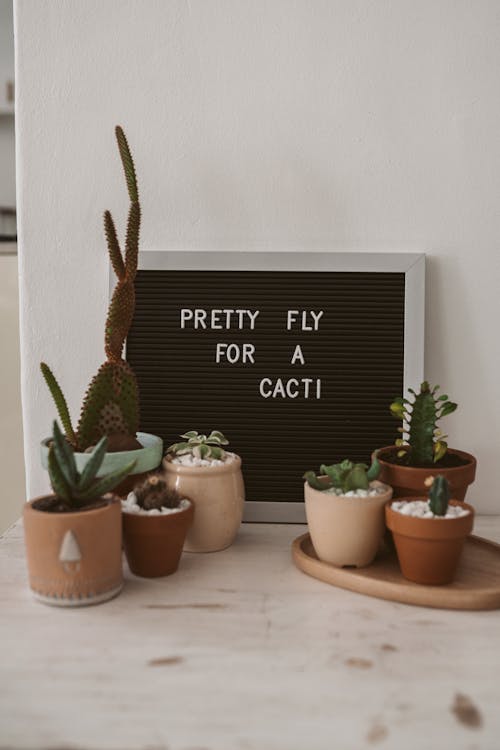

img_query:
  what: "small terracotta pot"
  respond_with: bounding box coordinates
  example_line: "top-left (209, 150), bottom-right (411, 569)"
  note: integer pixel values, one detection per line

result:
top-left (376, 447), bottom-right (477, 502)
top-left (304, 480), bottom-right (393, 567)
top-left (23, 496), bottom-right (123, 606)
top-left (122, 501), bottom-right (194, 577)
top-left (385, 498), bottom-right (474, 585)
top-left (163, 455), bottom-right (245, 552)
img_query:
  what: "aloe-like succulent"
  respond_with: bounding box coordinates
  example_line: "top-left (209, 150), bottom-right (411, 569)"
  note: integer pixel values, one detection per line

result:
top-left (427, 475), bottom-right (451, 516)
top-left (390, 381), bottom-right (457, 465)
top-left (167, 430), bottom-right (229, 460)
top-left (304, 456), bottom-right (381, 493)
top-left (47, 421), bottom-right (135, 509)
top-left (134, 475), bottom-right (183, 510)
top-left (40, 125), bottom-right (141, 452)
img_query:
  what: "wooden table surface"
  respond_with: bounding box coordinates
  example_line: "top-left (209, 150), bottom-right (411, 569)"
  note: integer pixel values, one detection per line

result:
top-left (1, 517), bottom-right (500, 750)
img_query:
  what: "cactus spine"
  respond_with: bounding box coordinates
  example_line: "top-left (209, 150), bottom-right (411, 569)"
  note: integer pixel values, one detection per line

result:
top-left (428, 475), bottom-right (450, 516)
top-left (41, 126), bottom-right (141, 452)
top-left (390, 381), bottom-right (457, 465)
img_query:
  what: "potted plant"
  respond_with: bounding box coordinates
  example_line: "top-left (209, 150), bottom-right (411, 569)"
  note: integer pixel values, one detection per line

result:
top-left (385, 475), bottom-right (474, 585)
top-left (121, 475), bottom-right (194, 577)
top-left (39, 126), bottom-right (162, 494)
top-left (303, 456), bottom-right (393, 567)
top-left (163, 431), bottom-right (245, 552)
top-left (24, 421), bottom-right (134, 606)
top-left (377, 381), bottom-right (476, 501)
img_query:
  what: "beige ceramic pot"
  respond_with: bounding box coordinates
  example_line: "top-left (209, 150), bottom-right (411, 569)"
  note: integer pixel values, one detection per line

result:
top-left (163, 455), bottom-right (245, 552)
top-left (23, 496), bottom-right (123, 606)
top-left (304, 480), bottom-right (393, 567)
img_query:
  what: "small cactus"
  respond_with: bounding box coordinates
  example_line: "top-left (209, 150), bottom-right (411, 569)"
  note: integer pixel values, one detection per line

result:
top-left (304, 455), bottom-right (381, 493)
top-left (390, 381), bottom-right (457, 465)
top-left (167, 430), bottom-right (229, 461)
top-left (134, 475), bottom-right (183, 510)
top-left (41, 126), bottom-right (141, 452)
top-left (427, 475), bottom-right (451, 516)
top-left (47, 421), bottom-right (135, 508)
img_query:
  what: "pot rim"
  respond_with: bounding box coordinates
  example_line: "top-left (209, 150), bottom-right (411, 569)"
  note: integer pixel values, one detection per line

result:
top-left (304, 478), bottom-right (393, 501)
top-left (376, 446), bottom-right (477, 472)
top-left (122, 498), bottom-right (194, 522)
top-left (163, 453), bottom-right (242, 476)
top-left (41, 431), bottom-right (162, 457)
top-left (385, 498), bottom-right (475, 540)
top-left (24, 494), bottom-right (120, 518)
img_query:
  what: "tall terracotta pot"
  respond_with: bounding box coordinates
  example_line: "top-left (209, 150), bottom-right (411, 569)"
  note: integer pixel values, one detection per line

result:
top-left (23, 496), bottom-right (123, 606)
top-left (304, 480), bottom-right (393, 567)
top-left (163, 456), bottom-right (245, 552)
top-left (123, 501), bottom-right (194, 577)
top-left (386, 499), bottom-right (474, 585)
top-left (376, 447), bottom-right (476, 502)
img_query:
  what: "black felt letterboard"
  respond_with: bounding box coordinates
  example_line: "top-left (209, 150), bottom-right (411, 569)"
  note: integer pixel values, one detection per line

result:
top-left (126, 267), bottom-right (406, 505)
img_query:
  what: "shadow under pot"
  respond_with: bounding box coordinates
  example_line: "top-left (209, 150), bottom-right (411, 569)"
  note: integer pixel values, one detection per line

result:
top-left (40, 432), bottom-right (164, 497)
top-left (376, 446), bottom-right (477, 502)
top-left (304, 480), bottom-right (393, 568)
top-left (122, 500), bottom-right (194, 577)
top-left (163, 455), bottom-right (245, 553)
top-left (385, 498), bottom-right (474, 585)
top-left (23, 496), bottom-right (123, 606)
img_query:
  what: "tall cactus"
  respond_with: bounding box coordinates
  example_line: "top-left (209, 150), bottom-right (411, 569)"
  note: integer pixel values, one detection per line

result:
top-left (390, 382), bottom-right (457, 465)
top-left (41, 126), bottom-right (141, 452)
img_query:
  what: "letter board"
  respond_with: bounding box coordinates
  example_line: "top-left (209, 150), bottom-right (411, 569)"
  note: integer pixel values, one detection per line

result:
top-left (125, 251), bottom-right (425, 522)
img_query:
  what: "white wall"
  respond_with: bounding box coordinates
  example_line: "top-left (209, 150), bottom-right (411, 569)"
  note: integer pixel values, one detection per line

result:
top-left (0, 0), bottom-right (15, 205)
top-left (15, 0), bottom-right (500, 513)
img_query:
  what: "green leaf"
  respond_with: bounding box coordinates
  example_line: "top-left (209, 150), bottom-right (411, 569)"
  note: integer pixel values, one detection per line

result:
top-left (303, 471), bottom-right (327, 491)
top-left (208, 430), bottom-right (229, 445)
top-left (180, 431), bottom-right (199, 440)
top-left (197, 444), bottom-right (210, 458)
top-left (40, 363), bottom-right (77, 447)
top-left (167, 442), bottom-right (190, 454)
top-left (78, 436), bottom-right (108, 492)
top-left (51, 420), bottom-right (77, 486)
top-left (209, 446), bottom-right (224, 459)
top-left (79, 460), bottom-right (136, 501)
top-left (366, 454), bottom-right (381, 481)
top-left (48, 445), bottom-right (72, 503)
top-left (345, 465), bottom-right (369, 491)
top-left (439, 401), bottom-right (458, 417)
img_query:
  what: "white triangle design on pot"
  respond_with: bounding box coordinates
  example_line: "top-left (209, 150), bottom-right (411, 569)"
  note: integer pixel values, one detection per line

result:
top-left (59, 530), bottom-right (82, 572)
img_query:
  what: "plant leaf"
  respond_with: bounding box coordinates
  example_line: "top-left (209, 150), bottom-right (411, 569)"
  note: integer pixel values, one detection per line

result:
top-left (79, 460), bottom-right (136, 501)
top-left (51, 420), bottom-right (77, 486)
top-left (40, 363), bottom-right (77, 447)
top-left (48, 445), bottom-right (72, 503)
top-left (77, 436), bottom-right (108, 491)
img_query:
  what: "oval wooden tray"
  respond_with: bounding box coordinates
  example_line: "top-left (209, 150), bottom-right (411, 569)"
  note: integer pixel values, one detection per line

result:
top-left (292, 533), bottom-right (500, 610)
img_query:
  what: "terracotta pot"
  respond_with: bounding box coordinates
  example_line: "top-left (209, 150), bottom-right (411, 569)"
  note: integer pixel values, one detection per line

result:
top-left (40, 432), bottom-right (164, 497)
top-left (23, 496), bottom-right (123, 606)
top-left (376, 447), bottom-right (477, 502)
top-left (163, 455), bottom-right (245, 552)
top-left (304, 480), bottom-right (393, 567)
top-left (385, 498), bottom-right (474, 585)
top-left (122, 501), bottom-right (194, 577)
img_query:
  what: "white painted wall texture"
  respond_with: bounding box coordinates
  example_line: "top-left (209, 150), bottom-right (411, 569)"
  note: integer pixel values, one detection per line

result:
top-left (15, 1), bottom-right (500, 512)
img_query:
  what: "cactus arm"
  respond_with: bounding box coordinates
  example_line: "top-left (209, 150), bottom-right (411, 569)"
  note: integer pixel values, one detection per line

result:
top-left (303, 471), bottom-right (328, 491)
top-left (104, 279), bottom-right (135, 361)
top-left (78, 459), bottom-right (136, 501)
top-left (366, 453), bottom-right (381, 481)
top-left (48, 445), bottom-right (72, 503)
top-left (115, 126), bottom-right (138, 202)
top-left (345, 465), bottom-right (369, 491)
top-left (125, 201), bottom-right (140, 277)
top-left (52, 420), bottom-right (77, 486)
top-left (428, 475), bottom-right (450, 516)
top-left (77, 435), bottom-right (108, 492)
top-left (104, 210), bottom-right (126, 280)
top-left (40, 363), bottom-right (77, 447)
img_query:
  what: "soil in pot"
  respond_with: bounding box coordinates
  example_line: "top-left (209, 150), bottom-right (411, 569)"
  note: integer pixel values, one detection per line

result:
top-left (385, 498), bottom-right (474, 585)
top-left (23, 496), bottom-right (123, 606)
top-left (377, 446), bottom-right (476, 502)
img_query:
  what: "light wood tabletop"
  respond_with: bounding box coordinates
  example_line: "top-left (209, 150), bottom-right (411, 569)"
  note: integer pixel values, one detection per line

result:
top-left (1, 516), bottom-right (499, 750)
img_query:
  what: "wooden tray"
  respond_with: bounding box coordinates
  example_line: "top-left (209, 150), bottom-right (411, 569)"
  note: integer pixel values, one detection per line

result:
top-left (292, 533), bottom-right (500, 610)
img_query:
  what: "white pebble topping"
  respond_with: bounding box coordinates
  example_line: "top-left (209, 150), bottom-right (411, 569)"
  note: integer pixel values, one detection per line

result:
top-left (324, 486), bottom-right (387, 497)
top-left (170, 452), bottom-right (235, 468)
top-left (121, 492), bottom-right (191, 516)
top-left (391, 500), bottom-right (470, 519)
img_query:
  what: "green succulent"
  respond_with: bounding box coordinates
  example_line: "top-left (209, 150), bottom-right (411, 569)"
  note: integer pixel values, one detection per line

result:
top-left (390, 381), bottom-right (457, 465)
top-left (167, 430), bottom-right (229, 460)
top-left (40, 125), bottom-right (141, 452)
top-left (428, 475), bottom-right (451, 516)
top-left (48, 421), bottom-right (135, 508)
top-left (304, 455), bottom-right (381, 493)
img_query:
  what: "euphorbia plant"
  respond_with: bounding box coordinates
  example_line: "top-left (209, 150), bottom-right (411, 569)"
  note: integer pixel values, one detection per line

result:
top-left (390, 381), bottom-right (457, 465)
